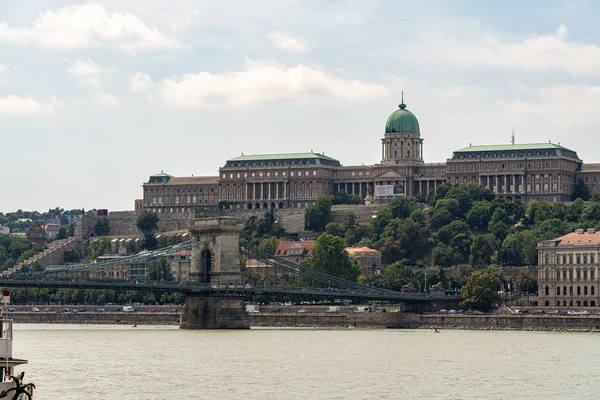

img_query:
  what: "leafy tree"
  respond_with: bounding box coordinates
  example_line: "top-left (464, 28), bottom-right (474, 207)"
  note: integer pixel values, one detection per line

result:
top-left (305, 195), bottom-right (333, 232)
top-left (147, 258), bottom-right (173, 281)
top-left (489, 221), bottom-right (509, 242)
top-left (466, 201), bottom-right (491, 232)
top-left (435, 220), bottom-right (472, 260)
top-left (514, 270), bottom-right (538, 294)
top-left (301, 233), bottom-right (360, 282)
top-left (567, 198), bottom-right (585, 222)
top-left (572, 178), bottom-right (591, 201)
top-left (389, 197), bottom-right (417, 219)
top-left (500, 233), bottom-right (523, 266)
top-left (469, 234), bottom-right (496, 268)
top-left (429, 207), bottom-right (452, 231)
top-left (432, 244), bottom-right (460, 267)
top-left (581, 202), bottom-right (600, 224)
top-left (257, 236), bottom-right (280, 256)
top-left (341, 212), bottom-right (358, 231)
top-left (460, 271), bottom-right (501, 311)
top-left (325, 222), bottom-right (344, 237)
top-left (93, 219), bottom-right (110, 236)
top-left (591, 192), bottom-right (600, 203)
top-left (137, 211), bottom-right (159, 250)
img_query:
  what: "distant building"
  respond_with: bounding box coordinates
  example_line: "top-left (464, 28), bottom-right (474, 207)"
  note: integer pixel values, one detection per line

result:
top-left (26, 222), bottom-right (47, 245)
top-left (44, 224), bottom-right (60, 239)
top-left (537, 229), bottom-right (600, 307)
top-left (245, 258), bottom-right (278, 276)
top-left (142, 172), bottom-right (220, 215)
top-left (345, 247), bottom-right (382, 276)
top-left (140, 100), bottom-right (596, 213)
top-left (168, 250), bottom-right (192, 282)
top-left (274, 241), bottom-right (316, 264)
top-left (0, 226), bottom-right (9, 235)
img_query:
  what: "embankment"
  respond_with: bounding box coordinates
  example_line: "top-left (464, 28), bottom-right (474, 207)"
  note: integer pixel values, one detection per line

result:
top-left (11, 312), bottom-right (180, 325)
top-left (11, 312), bottom-right (600, 331)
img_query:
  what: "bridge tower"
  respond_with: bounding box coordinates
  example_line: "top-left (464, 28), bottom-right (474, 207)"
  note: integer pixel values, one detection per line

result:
top-left (180, 217), bottom-right (250, 329)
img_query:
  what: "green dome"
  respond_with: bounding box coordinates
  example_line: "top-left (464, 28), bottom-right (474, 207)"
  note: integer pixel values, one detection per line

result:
top-left (385, 102), bottom-right (420, 134)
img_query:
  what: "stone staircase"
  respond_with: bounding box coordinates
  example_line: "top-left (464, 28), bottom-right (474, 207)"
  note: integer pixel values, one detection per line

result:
top-left (9, 237), bottom-right (80, 274)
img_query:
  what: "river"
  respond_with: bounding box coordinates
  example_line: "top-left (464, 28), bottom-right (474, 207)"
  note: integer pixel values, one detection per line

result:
top-left (13, 324), bottom-right (600, 399)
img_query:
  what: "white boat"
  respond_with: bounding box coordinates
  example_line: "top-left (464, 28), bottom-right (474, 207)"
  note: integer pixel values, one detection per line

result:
top-left (0, 290), bottom-right (35, 400)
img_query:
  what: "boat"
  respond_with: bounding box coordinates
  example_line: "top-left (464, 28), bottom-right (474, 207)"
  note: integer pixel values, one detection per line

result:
top-left (0, 290), bottom-right (35, 399)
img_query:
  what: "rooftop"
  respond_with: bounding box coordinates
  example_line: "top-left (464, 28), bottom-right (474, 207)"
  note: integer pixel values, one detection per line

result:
top-left (453, 143), bottom-right (575, 153)
top-left (551, 230), bottom-right (600, 245)
top-left (227, 152), bottom-right (339, 163)
top-left (345, 247), bottom-right (380, 255)
top-left (166, 176), bottom-right (218, 185)
top-left (275, 241), bottom-right (316, 257)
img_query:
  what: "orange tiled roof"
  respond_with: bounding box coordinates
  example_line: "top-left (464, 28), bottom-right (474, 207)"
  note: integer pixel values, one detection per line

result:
top-left (345, 247), bottom-right (380, 255)
top-left (554, 231), bottom-right (600, 245)
top-left (274, 241), bottom-right (316, 257)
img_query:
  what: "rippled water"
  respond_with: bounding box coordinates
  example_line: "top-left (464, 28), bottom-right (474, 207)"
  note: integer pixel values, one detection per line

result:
top-left (12, 324), bottom-right (600, 399)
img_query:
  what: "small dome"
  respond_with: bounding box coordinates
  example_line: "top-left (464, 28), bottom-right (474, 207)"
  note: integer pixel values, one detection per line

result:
top-left (385, 102), bottom-right (420, 134)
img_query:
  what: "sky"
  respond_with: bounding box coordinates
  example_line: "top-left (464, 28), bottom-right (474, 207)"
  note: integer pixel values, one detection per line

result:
top-left (2, 0), bottom-right (600, 213)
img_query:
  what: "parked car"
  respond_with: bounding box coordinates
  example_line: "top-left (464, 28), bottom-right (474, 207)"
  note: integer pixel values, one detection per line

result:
top-left (31, 308), bottom-right (40, 312)
top-left (534, 310), bottom-right (545, 314)
top-left (549, 310), bottom-right (560, 314)
top-left (168, 309), bottom-right (177, 313)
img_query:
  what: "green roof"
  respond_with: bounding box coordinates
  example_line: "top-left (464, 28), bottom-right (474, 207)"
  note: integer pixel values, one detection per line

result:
top-left (453, 143), bottom-right (574, 153)
top-left (385, 103), bottom-right (420, 134)
top-left (150, 172), bottom-right (173, 178)
top-left (227, 152), bottom-right (339, 162)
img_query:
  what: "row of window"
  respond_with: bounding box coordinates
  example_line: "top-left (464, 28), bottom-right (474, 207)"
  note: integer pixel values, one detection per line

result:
top-left (457, 150), bottom-right (555, 159)
top-left (222, 170), bottom-right (326, 179)
top-left (450, 161), bottom-right (561, 172)
top-left (146, 187), bottom-right (216, 195)
top-left (549, 253), bottom-right (597, 265)
top-left (544, 285), bottom-right (596, 297)
top-left (146, 196), bottom-right (215, 206)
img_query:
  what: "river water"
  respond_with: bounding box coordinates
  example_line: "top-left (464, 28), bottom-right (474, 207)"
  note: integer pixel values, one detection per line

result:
top-left (13, 324), bottom-right (600, 399)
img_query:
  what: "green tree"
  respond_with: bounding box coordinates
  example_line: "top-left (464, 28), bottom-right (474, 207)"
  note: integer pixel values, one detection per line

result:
top-left (257, 236), bottom-right (280, 256)
top-left (305, 195), bottom-right (333, 232)
top-left (460, 271), bottom-right (501, 312)
top-left (469, 234), bottom-right (496, 268)
top-left (567, 198), bottom-right (585, 222)
top-left (432, 244), bottom-right (460, 267)
top-left (93, 219), bottom-right (110, 236)
top-left (147, 258), bottom-right (173, 281)
top-left (325, 222), bottom-right (344, 237)
top-left (302, 233), bottom-right (360, 282)
top-left (466, 201), bottom-right (491, 232)
top-left (572, 178), bottom-right (591, 201)
top-left (137, 211), bottom-right (159, 250)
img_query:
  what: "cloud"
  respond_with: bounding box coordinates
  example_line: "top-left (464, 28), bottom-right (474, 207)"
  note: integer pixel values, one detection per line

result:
top-left (136, 59), bottom-right (388, 108)
top-left (0, 65), bottom-right (6, 73)
top-left (422, 25), bottom-right (600, 76)
top-left (67, 59), bottom-right (120, 106)
top-left (0, 95), bottom-right (60, 115)
top-left (0, 3), bottom-right (183, 52)
top-left (268, 32), bottom-right (308, 53)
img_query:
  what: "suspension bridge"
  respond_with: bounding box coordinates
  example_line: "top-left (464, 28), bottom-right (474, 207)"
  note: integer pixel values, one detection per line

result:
top-left (3, 217), bottom-right (439, 329)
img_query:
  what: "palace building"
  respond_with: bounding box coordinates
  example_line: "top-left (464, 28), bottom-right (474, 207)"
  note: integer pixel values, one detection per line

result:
top-left (139, 99), bottom-right (596, 214)
top-left (537, 229), bottom-right (600, 307)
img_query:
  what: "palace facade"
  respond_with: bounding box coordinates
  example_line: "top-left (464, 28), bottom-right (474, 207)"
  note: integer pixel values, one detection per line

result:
top-left (537, 229), bottom-right (600, 307)
top-left (140, 100), bottom-right (596, 214)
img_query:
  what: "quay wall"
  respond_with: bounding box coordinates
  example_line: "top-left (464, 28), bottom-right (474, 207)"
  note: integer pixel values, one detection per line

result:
top-left (11, 312), bottom-right (180, 325)
top-left (11, 311), bottom-right (600, 331)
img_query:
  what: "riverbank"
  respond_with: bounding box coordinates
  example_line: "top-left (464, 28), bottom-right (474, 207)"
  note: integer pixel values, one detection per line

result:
top-left (10, 311), bottom-right (600, 331)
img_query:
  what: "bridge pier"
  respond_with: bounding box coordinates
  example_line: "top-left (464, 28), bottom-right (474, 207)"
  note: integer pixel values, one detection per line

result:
top-left (180, 294), bottom-right (250, 329)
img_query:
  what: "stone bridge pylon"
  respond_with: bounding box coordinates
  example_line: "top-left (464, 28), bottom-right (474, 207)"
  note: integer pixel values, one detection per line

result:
top-left (179, 217), bottom-right (250, 329)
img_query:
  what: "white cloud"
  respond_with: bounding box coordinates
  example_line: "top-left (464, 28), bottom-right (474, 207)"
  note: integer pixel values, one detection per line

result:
top-left (0, 3), bottom-right (183, 52)
top-left (0, 95), bottom-right (60, 115)
top-left (268, 32), bottom-right (308, 53)
top-left (67, 59), bottom-right (120, 106)
top-left (141, 59), bottom-right (387, 108)
top-left (129, 72), bottom-right (155, 93)
top-left (422, 25), bottom-right (600, 76)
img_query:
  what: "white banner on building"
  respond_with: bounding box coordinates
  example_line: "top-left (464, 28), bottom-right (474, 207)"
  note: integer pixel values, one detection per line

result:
top-left (375, 184), bottom-right (395, 198)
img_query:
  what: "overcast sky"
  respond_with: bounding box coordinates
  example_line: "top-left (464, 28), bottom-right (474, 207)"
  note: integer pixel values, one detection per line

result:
top-left (2, 0), bottom-right (600, 213)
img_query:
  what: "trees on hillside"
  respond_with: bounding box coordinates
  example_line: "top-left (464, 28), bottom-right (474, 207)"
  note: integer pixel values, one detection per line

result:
top-left (305, 195), bottom-right (333, 232)
top-left (573, 178), bottom-right (591, 201)
top-left (137, 211), bottom-right (159, 250)
top-left (301, 233), bottom-right (360, 282)
top-left (147, 258), bottom-right (173, 281)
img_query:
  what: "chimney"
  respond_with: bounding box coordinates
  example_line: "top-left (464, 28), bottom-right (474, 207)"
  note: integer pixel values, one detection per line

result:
top-left (588, 228), bottom-right (595, 234)
top-left (576, 229), bottom-right (584, 234)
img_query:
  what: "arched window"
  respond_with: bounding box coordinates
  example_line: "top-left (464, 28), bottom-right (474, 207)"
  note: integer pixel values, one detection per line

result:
top-left (545, 286), bottom-right (549, 296)
top-left (577, 286), bottom-right (581, 296)
top-left (557, 286), bottom-right (561, 296)
top-left (564, 286), bottom-right (568, 296)
top-left (593, 286), bottom-right (596, 296)
top-left (545, 268), bottom-right (550, 280)
top-left (394, 150), bottom-right (398, 158)
top-left (585, 286), bottom-right (588, 295)
top-left (545, 254), bottom-right (550, 265)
